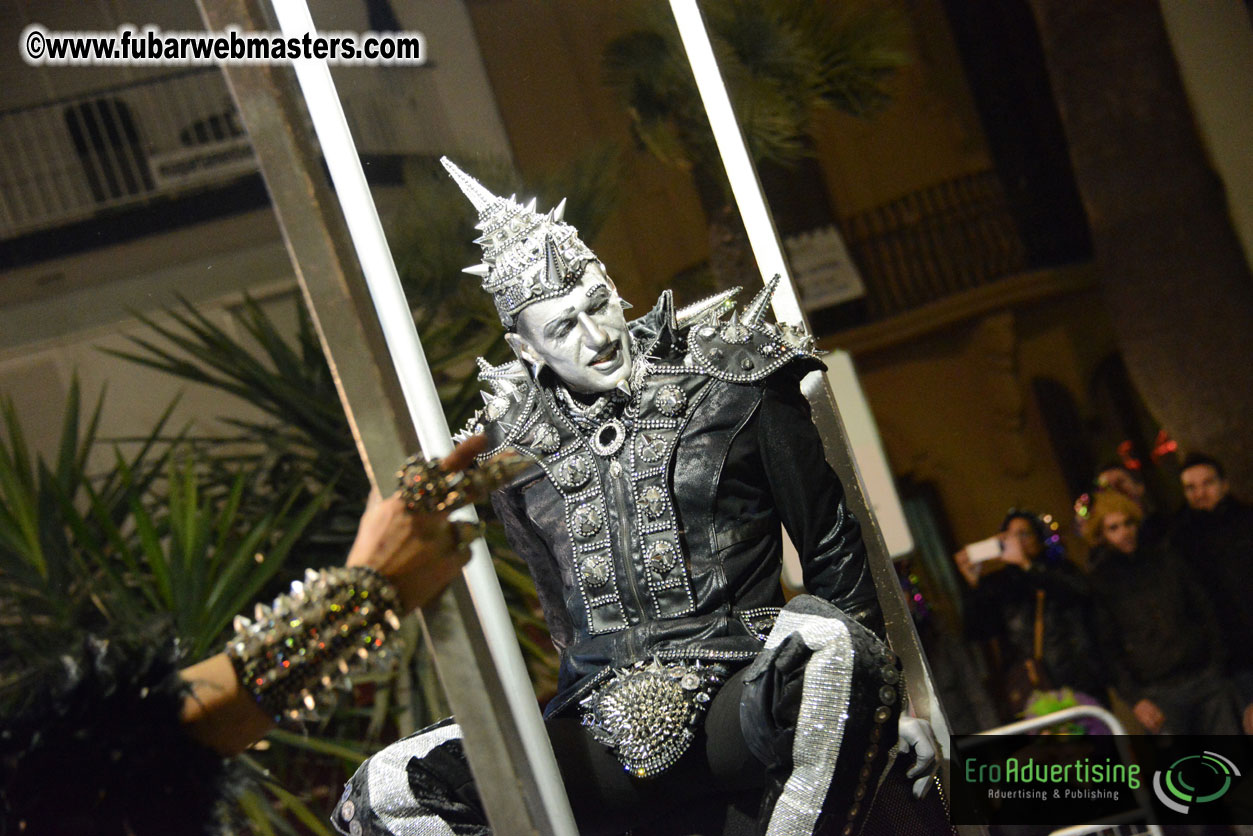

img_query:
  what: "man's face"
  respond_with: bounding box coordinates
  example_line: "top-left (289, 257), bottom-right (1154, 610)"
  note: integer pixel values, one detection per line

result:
top-left (508, 263), bottom-right (633, 394)
top-left (1181, 464), bottom-right (1228, 512)
top-left (1098, 467), bottom-right (1146, 505)
top-left (1100, 511), bottom-right (1139, 555)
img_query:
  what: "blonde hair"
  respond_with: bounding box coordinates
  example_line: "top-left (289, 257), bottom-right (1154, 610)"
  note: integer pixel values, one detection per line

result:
top-left (1082, 489), bottom-right (1143, 546)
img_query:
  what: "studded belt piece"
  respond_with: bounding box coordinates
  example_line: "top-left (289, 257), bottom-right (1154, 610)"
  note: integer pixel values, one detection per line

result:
top-left (579, 658), bottom-right (729, 777)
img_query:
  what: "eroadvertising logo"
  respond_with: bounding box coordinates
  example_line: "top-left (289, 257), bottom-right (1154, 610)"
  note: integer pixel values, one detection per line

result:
top-left (1152, 751), bottom-right (1241, 815)
top-left (953, 734), bottom-right (1252, 827)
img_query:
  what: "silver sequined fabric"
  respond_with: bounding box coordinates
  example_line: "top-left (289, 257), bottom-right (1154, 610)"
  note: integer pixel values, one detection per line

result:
top-left (349, 723), bottom-right (464, 836)
top-left (762, 610), bottom-right (855, 836)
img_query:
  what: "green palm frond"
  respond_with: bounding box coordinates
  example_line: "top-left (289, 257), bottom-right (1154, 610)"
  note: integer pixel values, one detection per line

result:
top-left (604, 1), bottom-right (907, 182)
top-left (0, 379), bottom-right (175, 648)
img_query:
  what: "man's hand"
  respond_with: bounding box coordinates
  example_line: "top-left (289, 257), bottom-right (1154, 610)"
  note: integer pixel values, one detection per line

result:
top-left (346, 435), bottom-right (487, 612)
top-left (898, 715), bottom-right (939, 799)
top-left (1133, 698), bottom-right (1166, 733)
top-left (953, 548), bottom-right (981, 588)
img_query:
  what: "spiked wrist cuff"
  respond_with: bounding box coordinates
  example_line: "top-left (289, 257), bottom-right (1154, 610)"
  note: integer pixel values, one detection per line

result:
top-left (226, 567), bottom-right (403, 724)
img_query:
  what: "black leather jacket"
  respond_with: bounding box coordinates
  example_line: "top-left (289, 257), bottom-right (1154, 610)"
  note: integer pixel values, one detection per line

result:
top-left (470, 294), bottom-right (880, 715)
top-left (964, 560), bottom-right (1107, 701)
top-left (1087, 543), bottom-right (1224, 703)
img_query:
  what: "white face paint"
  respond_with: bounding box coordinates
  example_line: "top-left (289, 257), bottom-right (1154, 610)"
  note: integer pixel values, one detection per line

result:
top-left (507, 263), bottom-right (633, 394)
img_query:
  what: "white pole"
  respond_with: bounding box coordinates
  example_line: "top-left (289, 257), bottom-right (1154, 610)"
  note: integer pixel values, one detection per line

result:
top-left (669, 0), bottom-right (803, 325)
top-left (270, 4), bottom-right (577, 833)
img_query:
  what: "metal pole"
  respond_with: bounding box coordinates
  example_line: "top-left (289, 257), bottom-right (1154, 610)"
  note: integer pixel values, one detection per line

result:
top-left (668, 0), bottom-right (952, 764)
top-left (194, 1), bottom-right (577, 832)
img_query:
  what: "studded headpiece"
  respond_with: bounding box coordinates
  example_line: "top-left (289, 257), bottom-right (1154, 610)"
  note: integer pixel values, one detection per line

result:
top-left (441, 157), bottom-right (598, 328)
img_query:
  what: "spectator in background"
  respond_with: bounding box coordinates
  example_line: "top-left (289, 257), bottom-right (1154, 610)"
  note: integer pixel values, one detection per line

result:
top-left (1083, 490), bottom-right (1242, 735)
top-left (1173, 453), bottom-right (1253, 734)
top-left (955, 510), bottom-right (1107, 724)
top-left (1094, 461), bottom-right (1169, 550)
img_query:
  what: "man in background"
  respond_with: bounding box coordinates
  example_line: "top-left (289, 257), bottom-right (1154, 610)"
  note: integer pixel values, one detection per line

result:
top-left (1173, 453), bottom-right (1253, 733)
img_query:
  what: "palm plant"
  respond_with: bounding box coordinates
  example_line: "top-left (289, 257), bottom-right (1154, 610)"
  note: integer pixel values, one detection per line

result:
top-left (0, 379), bottom-right (173, 657)
top-left (0, 381), bottom-right (337, 834)
top-left (603, 0), bottom-right (907, 286)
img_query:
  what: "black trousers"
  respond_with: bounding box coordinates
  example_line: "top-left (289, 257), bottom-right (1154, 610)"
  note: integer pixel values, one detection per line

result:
top-left (332, 669), bottom-right (765, 836)
top-left (333, 597), bottom-right (941, 836)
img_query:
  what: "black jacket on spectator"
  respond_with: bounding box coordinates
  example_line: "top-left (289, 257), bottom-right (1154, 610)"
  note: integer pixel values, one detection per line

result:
top-left (1171, 496), bottom-right (1253, 676)
top-left (965, 560), bottom-right (1107, 714)
top-left (1087, 543), bottom-right (1224, 704)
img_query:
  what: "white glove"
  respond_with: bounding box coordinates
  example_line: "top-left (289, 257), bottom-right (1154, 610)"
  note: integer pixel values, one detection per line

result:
top-left (897, 715), bottom-right (938, 799)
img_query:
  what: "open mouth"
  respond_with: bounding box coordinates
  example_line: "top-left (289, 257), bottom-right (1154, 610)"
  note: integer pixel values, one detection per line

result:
top-left (590, 342), bottom-right (622, 368)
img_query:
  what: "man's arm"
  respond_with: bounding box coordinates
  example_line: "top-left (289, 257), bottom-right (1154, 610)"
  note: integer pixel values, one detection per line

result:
top-left (180, 437), bottom-right (485, 755)
top-left (756, 378), bottom-right (883, 635)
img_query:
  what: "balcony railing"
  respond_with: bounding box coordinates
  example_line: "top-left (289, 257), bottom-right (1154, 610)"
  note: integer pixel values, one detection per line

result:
top-left (842, 170), bottom-right (1027, 319)
top-left (0, 66), bottom-right (438, 242)
top-left (0, 68), bottom-right (257, 239)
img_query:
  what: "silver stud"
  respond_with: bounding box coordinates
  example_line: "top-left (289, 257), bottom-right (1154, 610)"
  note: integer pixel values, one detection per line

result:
top-left (636, 431), bottom-right (668, 463)
top-left (647, 541), bottom-right (677, 575)
top-left (640, 485), bottom-right (667, 519)
top-left (572, 504), bottom-right (602, 538)
top-left (557, 455), bottom-right (592, 490)
top-left (655, 385), bottom-right (686, 416)
top-left (581, 553), bottom-right (611, 587)
top-left (530, 422), bottom-right (560, 453)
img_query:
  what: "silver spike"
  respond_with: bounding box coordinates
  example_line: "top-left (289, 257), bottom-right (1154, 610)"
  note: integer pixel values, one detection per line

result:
top-left (440, 157), bottom-right (498, 214)
top-left (524, 197), bottom-right (537, 214)
top-left (480, 390), bottom-right (496, 405)
top-left (462, 264), bottom-right (491, 278)
top-left (488, 378), bottom-right (517, 397)
top-left (233, 615), bottom-right (251, 633)
top-left (544, 234), bottom-right (569, 288)
top-left (741, 274), bottom-right (781, 327)
top-left (675, 287), bottom-right (742, 329)
top-left (550, 197), bottom-right (567, 222)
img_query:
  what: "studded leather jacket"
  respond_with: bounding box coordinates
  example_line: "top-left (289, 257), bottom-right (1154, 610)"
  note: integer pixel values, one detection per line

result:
top-left (468, 293), bottom-right (881, 716)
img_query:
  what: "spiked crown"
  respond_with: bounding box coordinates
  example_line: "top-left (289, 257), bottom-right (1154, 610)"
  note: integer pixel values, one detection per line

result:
top-left (442, 157), bottom-right (598, 328)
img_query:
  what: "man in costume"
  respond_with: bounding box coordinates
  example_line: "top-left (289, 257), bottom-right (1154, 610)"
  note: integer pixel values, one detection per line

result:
top-left (336, 159), bottom-right (937, 836)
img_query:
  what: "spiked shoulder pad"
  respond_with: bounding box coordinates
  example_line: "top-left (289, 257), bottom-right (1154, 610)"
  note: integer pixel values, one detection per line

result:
top-left (453, 358), bottom-right (538, 460)
top-left (674, 276), bottom-right (822, 384)
top-left (683, 317), bottom-right (822, 383)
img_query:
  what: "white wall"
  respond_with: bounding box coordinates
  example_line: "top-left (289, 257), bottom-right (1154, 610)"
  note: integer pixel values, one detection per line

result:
top-left (0, 207), bottom-right (298, 471)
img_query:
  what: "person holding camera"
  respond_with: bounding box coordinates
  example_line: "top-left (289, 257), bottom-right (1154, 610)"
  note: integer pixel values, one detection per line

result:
top-left (955, 510), bottom-right (1107, 724)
